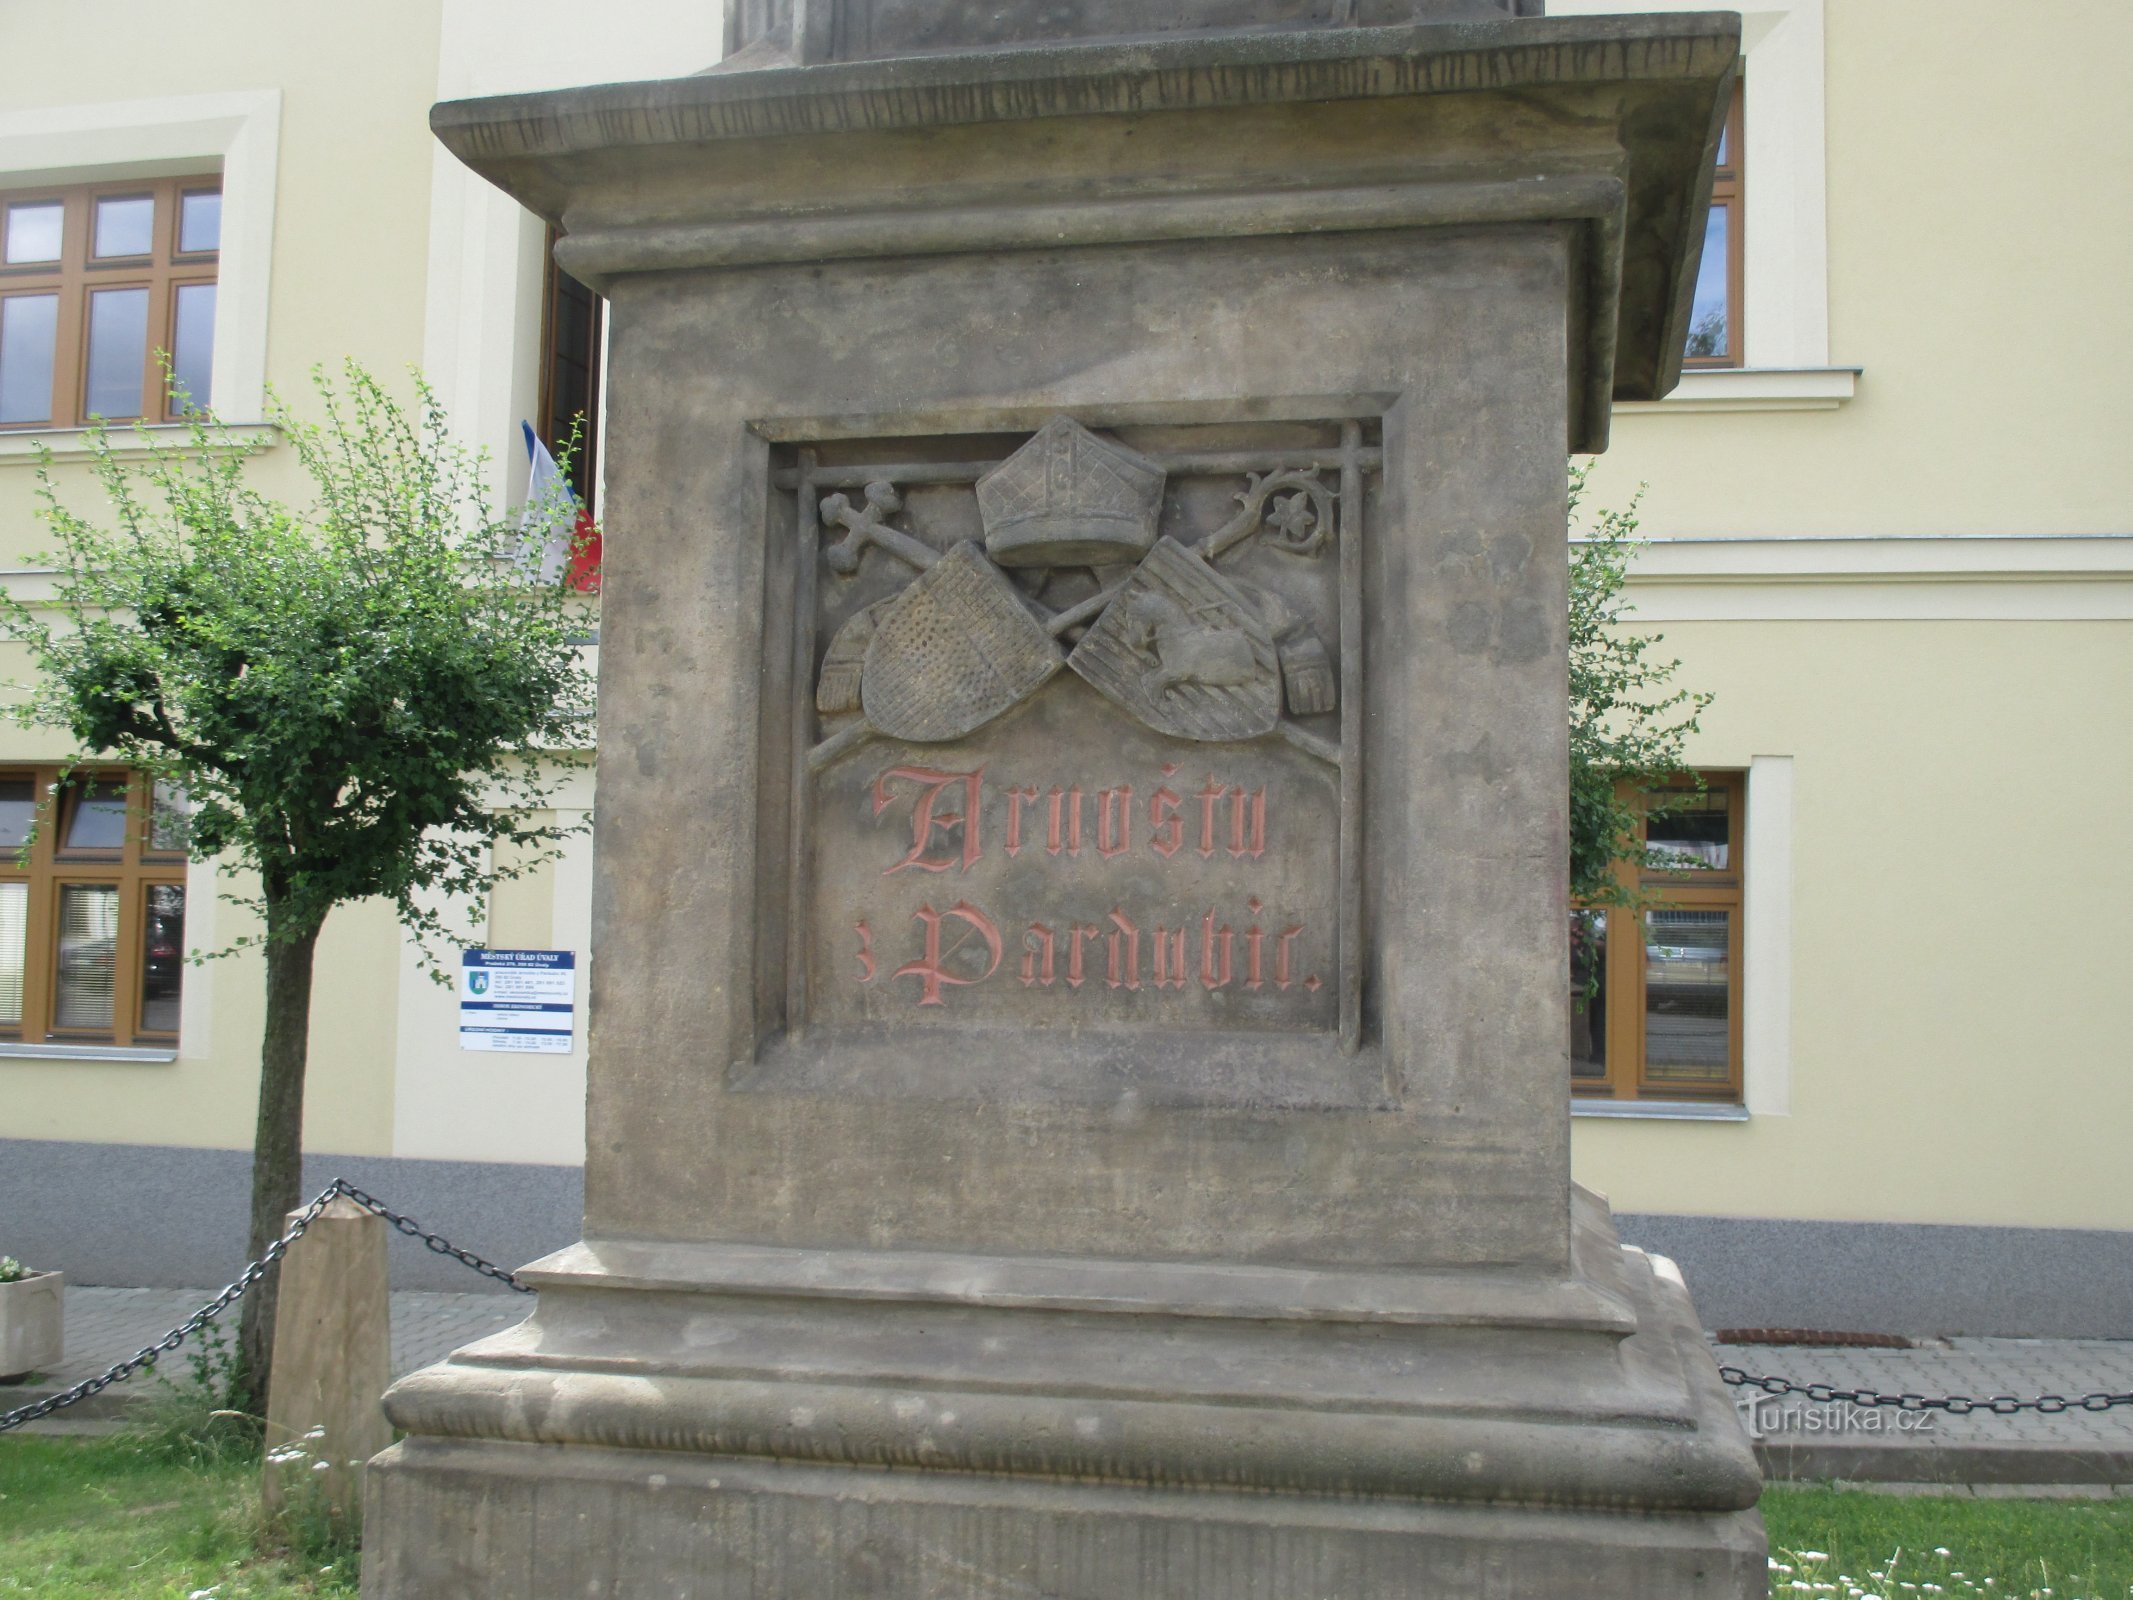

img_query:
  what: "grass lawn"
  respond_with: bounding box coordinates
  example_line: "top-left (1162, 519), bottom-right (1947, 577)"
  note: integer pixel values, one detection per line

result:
top-left (1763, 1485), bottom-right (2133, 1600)
top-left (5, 1433), bottom-right (2132, 1598)
top-left (0, 1430), bottom-right (355, 1598)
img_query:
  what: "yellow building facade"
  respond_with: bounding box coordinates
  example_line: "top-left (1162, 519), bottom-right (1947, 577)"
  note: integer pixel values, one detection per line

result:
top-left (1, 0), bottom-right (2126, 1333)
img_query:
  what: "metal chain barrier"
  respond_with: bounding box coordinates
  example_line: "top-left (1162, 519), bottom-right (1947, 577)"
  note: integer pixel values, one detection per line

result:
top-left (14, 1190), bottom-right (2133, 1433)
top-left (333, 1180), bottom-right (536, 1294)
top-left (0, 1177), bottom-right (532, 1435)
top-left (1719, 1364), bottom-right (2133, 1416)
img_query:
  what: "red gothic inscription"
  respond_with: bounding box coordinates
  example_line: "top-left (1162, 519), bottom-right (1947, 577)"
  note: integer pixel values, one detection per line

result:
top-left (875, 766), bottom-right (984, 875)
top-left (1047, 786), bottom-right (1083, 857)
top-left (1097, 785), bottom-right (1132, 857)
top-left (902, 900), bottom-right (1320, 1007)
top-left (894, 901), bottom-right (1004, 1006)
top-left (871, 763), bottom-right (1283, 872)
top-left (863, 761), bottom-right (1322, 1010)
top-left (1150, 782), bottom-right (1184, 857)
top-left (1004, 786), bottom-right (1040, 856)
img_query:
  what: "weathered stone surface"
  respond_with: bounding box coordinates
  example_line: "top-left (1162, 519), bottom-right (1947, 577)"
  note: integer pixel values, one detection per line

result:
top-left (804, 675), bottom-right (1342, 1048)
top-left (430, 13), bottom-right (1737, 440)
top-left (1067, 537), bottom-right (1284, 742)
top-left (263, 1197), bottom-right (391, 1526)
top-left (371, 1449), bottom-right (1762, 1599)
top-left (383, 1191), bottom-right (1745, 1500)
top-left (858, 541), bottom-right (1062, 742)
top-left (372, 2), bottom-right (1758, 1593)
top-left (568, 230), bottom-right (1578, 1269)
top-left (368, 1196), bottom-right (1762, 1595)
top-left (976, 415), bottom-right (1164, 568)
top-left (723, 0), bottom-right (1549, 70)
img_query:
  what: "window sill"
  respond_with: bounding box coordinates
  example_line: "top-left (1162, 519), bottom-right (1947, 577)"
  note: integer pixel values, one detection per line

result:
top-left (0, 422), bottom-right (278, 467)
top-left (0, 1042), bottom-right (178, 1064)
top-left (1572, 1097), bottom-right (1748, 1123)
top-left (1613, 367), bottom-right (1860, 415)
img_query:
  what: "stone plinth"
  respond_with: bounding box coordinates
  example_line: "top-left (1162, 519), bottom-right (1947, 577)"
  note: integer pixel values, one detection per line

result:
top-left (366, 10), bottom-right (1759, 1596)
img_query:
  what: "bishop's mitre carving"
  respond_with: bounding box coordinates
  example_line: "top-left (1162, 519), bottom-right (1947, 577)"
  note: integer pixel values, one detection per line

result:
top-left (976, 416), bottom-right (1165, 568)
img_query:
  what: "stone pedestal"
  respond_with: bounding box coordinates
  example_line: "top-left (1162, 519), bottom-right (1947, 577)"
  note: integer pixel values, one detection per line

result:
top-left (371, 1194), bottom-right (1760, 1595)
top-left (367, 7), bottom-right (1760, 1595)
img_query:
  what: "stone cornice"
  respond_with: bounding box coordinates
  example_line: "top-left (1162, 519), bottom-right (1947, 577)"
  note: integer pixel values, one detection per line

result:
top-left (434, 17), bottom-right (1739, 159)
top-left (432, 12), bottom-right (1739, 428)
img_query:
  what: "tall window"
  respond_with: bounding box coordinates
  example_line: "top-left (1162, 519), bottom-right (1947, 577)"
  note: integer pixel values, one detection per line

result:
top-left (0, 176), bottom-right (221, 428)
top-left (0, 768), bottom-right (188, 1049)
top-left (537, 229), bottom-right (603, 507)
top-left (1683, 78), bottom-right (1744, 367)
top-left (1572, 772), bottom-right (1743, 1102)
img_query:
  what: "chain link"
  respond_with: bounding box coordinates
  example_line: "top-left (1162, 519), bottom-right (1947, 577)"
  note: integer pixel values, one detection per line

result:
top-left (1719, 1364), bottom-right (2133, 1416)
top-left (0, 1178), bottom-right (531, 1435)
top-left (329, 1181), bottom-right (535, 1295)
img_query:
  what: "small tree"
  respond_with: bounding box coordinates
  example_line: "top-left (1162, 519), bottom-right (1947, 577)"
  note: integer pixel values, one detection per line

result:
top-left (1567, 463), bottom-right (1712, 908)
top-left (2, 364), bottom-right (594, 1414)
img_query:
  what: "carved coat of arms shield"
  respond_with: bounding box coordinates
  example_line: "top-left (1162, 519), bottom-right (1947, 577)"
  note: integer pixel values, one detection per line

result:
top-left (860, 541), bottom-right (1063, 742)
top-left (1067, 538), bottom-right (1280, 742)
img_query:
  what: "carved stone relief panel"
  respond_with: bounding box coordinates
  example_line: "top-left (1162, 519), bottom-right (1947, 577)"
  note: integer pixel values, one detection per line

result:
top-left (780, 417), bottom-right (1375, 1054)
top-left (1066, 537), bottom-right (1282, 743)
top-left (810, 681), bottom-right (1341, 1033)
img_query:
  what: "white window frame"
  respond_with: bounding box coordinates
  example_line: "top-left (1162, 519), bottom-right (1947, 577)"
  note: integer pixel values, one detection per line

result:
top-left (0, 91), bottom-right (281, 460)
top-left (1550, 0), bottom-right (1856, 412)
top-left (423, 0), bottom-right (726, 513)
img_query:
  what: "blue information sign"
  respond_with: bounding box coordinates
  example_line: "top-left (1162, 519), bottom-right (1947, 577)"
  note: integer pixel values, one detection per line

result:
top-left (459, 950), bottom-right (577, 1054)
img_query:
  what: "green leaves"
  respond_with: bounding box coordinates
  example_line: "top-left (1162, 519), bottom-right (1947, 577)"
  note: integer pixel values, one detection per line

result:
top-left (3, 361), bottom-right (594, 963)
top-left (1567, 464), bottom-right (1713, 907)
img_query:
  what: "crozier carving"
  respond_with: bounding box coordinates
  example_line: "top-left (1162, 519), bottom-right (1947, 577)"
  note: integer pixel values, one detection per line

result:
top-left (1198, 468), bottom-right (1337, 562)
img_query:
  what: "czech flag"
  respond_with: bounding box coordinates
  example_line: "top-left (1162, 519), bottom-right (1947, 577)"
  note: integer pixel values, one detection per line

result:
top-left (518, 421), bottom-right (602, 593)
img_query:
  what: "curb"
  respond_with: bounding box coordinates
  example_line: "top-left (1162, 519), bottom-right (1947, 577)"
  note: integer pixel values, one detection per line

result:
top-left (1758, 1441), bottom-right (2133, 1486)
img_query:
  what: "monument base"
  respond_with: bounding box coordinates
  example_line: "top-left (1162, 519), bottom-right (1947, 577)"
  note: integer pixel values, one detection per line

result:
top-left (363, 1190), bottom-right (1764, 1598)
top-left (365, 1442), bottom-right (1764, 1598)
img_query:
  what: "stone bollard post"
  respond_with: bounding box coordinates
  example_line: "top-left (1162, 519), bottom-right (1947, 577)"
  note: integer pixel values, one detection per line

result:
top-left (262, 1194), bottom-right (392, 1528)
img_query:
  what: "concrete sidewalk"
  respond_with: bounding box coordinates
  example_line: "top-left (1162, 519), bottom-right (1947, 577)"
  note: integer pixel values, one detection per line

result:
top-left (4, 1285), bottom-right (533, 1429)
top-left (11, 1287), bottom-right (2133, 1489)
top-left (1714, 1333), bottom-right (2133, 1487)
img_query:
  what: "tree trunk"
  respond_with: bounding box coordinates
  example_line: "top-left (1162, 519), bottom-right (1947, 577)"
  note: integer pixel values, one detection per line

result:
top-left (236, 904), bottom-right (324, 1419)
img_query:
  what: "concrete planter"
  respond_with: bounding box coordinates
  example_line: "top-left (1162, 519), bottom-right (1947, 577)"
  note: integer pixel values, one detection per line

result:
top-left (0, 1270), bottom-right (63, 1382)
